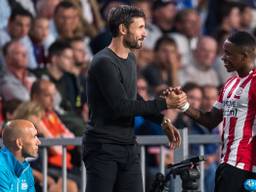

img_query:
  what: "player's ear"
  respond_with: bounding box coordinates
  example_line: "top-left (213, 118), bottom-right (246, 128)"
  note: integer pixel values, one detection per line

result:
top-left (119, 24), bottom-right (127, 35)
top-left (239, 49), bottom-right (249, 63)
top-left (16, 138), bottom-right (23, 150)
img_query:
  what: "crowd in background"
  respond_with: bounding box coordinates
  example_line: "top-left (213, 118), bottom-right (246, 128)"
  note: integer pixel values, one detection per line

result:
top-left (0, 0), bottom-right (256, 191)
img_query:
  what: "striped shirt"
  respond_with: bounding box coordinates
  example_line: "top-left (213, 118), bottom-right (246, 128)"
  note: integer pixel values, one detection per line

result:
top-left (214, 69), bottom-right (256, 172)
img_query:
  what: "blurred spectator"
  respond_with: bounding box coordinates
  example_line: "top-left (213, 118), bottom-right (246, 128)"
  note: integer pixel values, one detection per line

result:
top-left (36, 0), bottom-right (60, 19)
top-left (49, 1), bottom-right (81, 39)
top-left (32, 40), bottom-right (79, 113)
top-left (201, 85), bottom-right (219, 112)
top-left (29, 17), bottom-right (50, 68)
top-left (135, 76), bottom-right (165, 135)
top-left (0, 8), bottom-right (38, 69)
top-left (68, 0), bottom-right (105, 37)
top-left (152, 0), bottom-right (177, 33)
top-left (143, 0), bottom-right (177, 49)
top-left (219, 2), bottom-right (241, 33)
top-left (134, 46), bottom-right (154, 72)
top-left (69, 36), bottom-right (90, 77)
top-left (0, 8), bottom-right (32, 45)
top-left (174, 82), bottom-right (202, 129)
top-left (0, 41), bottom-right (36, 101)
top-left (32, 40), bottom-right (86, 136)
top-left (0, 99), bottom-right (22, 135)
top-left (205, 1), bottom-right (241, 36)
top-left (171, 9), bottom-right (201, 67)
top-left (132, 0), bottom-right (152, 24)
top-left (137, 76), bottom-right (150, 101)
top-left (204, 0), bottom-right (224, 35)
top-left (143, 36), bottom-right (180, 95)
top-left (48, 1), bottom-right (93, 59)
top-left (179, 36), bottom-right (219, 86)
top-left (2, 99), bottom-right (22, 121)
top-left (31, 79), bottom-right (79, 191)
top-left (239, 3), bottom-right (254, 31)
top-left (69, 36), bottom-right (89, 107)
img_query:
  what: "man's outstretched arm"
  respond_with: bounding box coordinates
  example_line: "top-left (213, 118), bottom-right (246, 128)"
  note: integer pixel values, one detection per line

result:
top-left (184, 106), bottom-right (223, 130)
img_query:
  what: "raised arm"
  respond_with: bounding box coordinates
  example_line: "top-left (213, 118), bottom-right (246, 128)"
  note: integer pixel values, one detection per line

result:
top-left (162, 87), bottom-right (223, 130)
top-left (184, 106), bottom-right (223, 130)
top-left (90, 58), bottom-right (187, 117)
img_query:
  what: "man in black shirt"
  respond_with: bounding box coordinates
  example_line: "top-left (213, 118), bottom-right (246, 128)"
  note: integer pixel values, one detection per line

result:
top-left (83, 5), bottom-right (187, 192)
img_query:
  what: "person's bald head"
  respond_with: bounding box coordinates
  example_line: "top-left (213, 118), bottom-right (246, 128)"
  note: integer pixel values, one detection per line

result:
top-left (2, 119), bottom-right (41, 161)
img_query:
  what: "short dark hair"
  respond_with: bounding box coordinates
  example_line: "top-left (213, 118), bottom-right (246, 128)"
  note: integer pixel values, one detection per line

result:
top-left (228, 31), bottom-right (256, 57)
top-left (9, 7), bottom-right (33, 22)
top-left (154, 36), bottom-right (177, 52)
top-left (228, 31), bottom-right (256, 47)
top-left (108, 5), bottom-right (145, 37)
top-left (182, 82), bottom-right (201, 94)
top-left (54, 1), bottom-right (77, 15)
top-left (48, 40), bottom-right (72, 58)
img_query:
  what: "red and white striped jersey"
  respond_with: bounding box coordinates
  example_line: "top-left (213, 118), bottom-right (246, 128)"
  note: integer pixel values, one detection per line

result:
top-left (214, 69), bottom-right (256, 172)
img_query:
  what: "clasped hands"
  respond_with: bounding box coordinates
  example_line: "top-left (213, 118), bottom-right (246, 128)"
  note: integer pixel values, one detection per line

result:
top-left (161, 87), bottom-right (188, 110)
top-left (160, 87), bottom-right (188, 149)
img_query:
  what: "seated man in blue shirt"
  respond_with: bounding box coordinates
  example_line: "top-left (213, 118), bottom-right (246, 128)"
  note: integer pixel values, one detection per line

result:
top-left (0, 119), bottom-right (41, 191)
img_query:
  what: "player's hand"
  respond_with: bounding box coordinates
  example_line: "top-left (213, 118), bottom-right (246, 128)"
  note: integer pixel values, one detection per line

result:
top-left (161, 87), bottom-right (188, 109)
top-left (161, 118), bottom-right (181, 149)
top-left (166, 90), bottom-right (187, 109)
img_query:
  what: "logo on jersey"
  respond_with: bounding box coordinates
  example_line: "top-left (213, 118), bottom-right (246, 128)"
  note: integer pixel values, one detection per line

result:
top-left (235, 87), bottom-right (243, 97)
top-left (223, 100), bottom-right (238, 117)
top-left (21, 180), bottom-right (28, 190)
top-left (223, 108), bottom-right (238, 117)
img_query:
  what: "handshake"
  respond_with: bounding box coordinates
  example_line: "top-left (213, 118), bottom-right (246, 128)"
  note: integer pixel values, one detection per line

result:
top-left (160, 87), bottom-right (190, 149)
top-left (161, 87), bottom-right (190, 112)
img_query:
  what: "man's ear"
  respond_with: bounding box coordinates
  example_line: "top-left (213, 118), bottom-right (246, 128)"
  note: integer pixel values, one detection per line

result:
top-left (119, 24), bottom-right (127, 35)
top-left (241, 51), bottom-right (250, 63)
top-left (16, 138), bottom-right (23, 150)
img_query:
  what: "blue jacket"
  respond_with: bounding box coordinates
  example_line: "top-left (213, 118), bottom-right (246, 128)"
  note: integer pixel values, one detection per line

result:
top-left (0, 147), bottom-right (35, 192)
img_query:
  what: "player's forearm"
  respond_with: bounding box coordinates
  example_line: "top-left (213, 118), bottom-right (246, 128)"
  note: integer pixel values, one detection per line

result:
top-left (184, 106), bottom-right (220, 130)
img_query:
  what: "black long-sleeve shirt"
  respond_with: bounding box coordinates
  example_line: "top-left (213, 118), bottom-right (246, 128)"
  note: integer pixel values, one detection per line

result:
top-left (84, 48), bottom-right (167, 144)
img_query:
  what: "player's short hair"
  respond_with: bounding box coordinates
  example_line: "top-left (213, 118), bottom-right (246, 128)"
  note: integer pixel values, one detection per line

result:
top-left (228, 31), bottom-right (256, 56)
top-left (108, 5), bottom-right (145, 37)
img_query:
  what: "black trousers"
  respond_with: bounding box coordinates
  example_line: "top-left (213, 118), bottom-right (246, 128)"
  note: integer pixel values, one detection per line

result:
top-left (83, 143), bottom-right (143, 192)
top-left (215, 163), bottom-right (256, 192)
